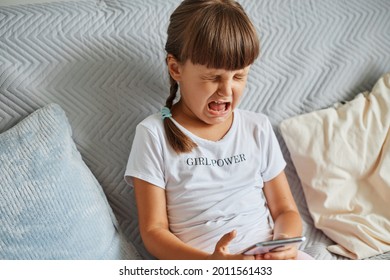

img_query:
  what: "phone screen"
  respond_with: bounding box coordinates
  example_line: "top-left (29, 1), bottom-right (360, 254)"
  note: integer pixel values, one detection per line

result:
top-left (242, 236), bottom-right (306, 255)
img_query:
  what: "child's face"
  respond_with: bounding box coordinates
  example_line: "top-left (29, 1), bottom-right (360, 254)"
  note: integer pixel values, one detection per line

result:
top-left (170, 59), bottom-right (250, 126)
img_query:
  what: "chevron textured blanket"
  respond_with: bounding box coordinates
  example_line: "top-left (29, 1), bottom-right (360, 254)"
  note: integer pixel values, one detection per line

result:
top-left (0, 0), bottom-right (390, 259)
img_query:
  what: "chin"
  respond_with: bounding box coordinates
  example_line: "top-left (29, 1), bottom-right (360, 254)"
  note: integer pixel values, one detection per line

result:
top-left (203, 113), bottom-right (232, 125)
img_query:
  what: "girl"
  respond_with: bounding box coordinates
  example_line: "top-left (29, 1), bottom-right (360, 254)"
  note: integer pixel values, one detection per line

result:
top-left (125, 0), bottom-right (312, 260)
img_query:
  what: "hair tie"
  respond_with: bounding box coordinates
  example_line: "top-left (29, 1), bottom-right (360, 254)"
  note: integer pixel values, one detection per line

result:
top-left (161, 107), bottom-right (172, 120)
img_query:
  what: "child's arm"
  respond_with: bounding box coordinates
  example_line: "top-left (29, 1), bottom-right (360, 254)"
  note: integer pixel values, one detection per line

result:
top-left (133, 177), bottom-right (255, 260)
top-left (262, 170), bottom-right (303, 260)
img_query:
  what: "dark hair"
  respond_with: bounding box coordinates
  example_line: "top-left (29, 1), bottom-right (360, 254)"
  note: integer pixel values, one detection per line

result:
top-left (164, 0), bottom-right (260, 153)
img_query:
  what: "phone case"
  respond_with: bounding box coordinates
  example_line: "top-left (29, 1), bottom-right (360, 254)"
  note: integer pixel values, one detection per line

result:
top-left (242, 236), bottom-right (306, 255)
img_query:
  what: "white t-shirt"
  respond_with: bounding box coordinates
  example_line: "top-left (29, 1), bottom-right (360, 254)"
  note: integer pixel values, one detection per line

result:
top-left (125, 109), bottom-right (286, 253)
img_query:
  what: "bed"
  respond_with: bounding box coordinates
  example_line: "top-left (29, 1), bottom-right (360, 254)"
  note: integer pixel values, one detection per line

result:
top-left (0, 0), bottom-right (389, 260)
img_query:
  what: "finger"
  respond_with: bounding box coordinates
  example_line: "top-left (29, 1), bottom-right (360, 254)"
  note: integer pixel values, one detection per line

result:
top-left (242, 254), bottom-right (256, 260)
top-left (215, 230), bottom-right (237, 252)
top-left (254, 254), bottom-right (265, 260)
top-left (265, 247), bottom-right (297, 260)
top-left (272, 233), bottom-right (290, 240)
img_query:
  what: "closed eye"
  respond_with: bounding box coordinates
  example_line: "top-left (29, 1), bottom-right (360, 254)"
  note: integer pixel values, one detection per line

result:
top-left (234, 75), bottom-right (246, 81)
top-left (202, 75), bottom-right (220, 82)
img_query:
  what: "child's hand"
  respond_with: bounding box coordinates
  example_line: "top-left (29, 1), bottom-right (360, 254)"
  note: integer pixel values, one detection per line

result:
top-left (261, 245), bottom-right (298, 260)
top-left (207, 230), bottom-right (256, 260)
top-left (261, 234), bottom-right (299, 260)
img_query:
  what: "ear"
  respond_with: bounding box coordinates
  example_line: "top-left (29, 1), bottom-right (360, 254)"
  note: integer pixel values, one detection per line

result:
top-left (167, 54), bottom-right (182, 82)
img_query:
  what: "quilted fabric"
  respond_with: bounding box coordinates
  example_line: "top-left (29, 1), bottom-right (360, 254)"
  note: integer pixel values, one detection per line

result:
top-left (0, 103), bottom-right (140, 259)
top-left (1, 0), bottom-right (390, 259)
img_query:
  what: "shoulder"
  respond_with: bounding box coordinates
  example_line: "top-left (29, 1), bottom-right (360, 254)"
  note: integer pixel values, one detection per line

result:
top-left (136, 113), bottom-right (164, 136)
top-left (138, 112), bottom-right (162, 127)
top-left (234, 109), bottom-right (276, 145)
top-left (235, 109), bottom-right (270, 128)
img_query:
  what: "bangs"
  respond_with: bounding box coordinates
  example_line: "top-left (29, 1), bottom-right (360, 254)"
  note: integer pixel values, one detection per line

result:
top-left (181, 4), bottom-right (260, 70)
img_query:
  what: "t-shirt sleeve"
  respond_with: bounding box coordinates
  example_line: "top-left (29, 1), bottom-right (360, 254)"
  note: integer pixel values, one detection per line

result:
top-left (260, 117), bottom-right (286, 182)
top-left (124, 124), bottom-right (166, 189)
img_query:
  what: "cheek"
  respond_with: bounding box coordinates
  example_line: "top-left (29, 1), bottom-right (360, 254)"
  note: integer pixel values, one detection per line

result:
top-left (192, 84), bottom-right (217, 102)
top-left (180, 84), bottom-right (209, 106)
top-left (234, 84), bottom-right (246, 98)
top-left (199, 82), bottom-right (218, 94)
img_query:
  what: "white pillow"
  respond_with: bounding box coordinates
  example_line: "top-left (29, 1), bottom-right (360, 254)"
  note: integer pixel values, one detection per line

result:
top-left (0, 103), bottom-right (140, 259)
top-left (279, 73), bottom-right (390, 259)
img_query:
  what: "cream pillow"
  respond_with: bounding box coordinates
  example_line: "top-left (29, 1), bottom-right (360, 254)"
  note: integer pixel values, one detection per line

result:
top-left (279, 73), bottom-right (390, 259)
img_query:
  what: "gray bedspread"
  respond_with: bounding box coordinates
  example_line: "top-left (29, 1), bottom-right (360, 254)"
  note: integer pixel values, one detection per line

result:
top-left (1, 0), bottom-right (389, 259)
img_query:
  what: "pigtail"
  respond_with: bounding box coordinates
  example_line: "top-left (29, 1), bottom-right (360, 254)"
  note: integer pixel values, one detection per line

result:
top-left (163, 76), bottom-right (198, 154)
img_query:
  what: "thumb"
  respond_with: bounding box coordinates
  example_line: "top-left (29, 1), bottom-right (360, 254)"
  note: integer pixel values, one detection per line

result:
top-left (215, 230), bottom-right (237, 252)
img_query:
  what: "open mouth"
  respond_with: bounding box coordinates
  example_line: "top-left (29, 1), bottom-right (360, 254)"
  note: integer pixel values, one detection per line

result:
top-left (208, 101), bottom-right (231, 114)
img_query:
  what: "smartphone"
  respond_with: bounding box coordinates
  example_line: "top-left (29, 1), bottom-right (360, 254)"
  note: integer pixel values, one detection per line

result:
top-left (241, 236), bottom-right (306, 255)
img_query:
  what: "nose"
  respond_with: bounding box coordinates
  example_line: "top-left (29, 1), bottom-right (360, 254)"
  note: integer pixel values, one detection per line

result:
top-left (217, 79), bottom-right (233, 97)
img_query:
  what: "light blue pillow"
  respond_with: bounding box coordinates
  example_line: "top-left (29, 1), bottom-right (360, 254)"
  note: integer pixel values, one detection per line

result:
top-left (0, 103), bottom-right (140, 259)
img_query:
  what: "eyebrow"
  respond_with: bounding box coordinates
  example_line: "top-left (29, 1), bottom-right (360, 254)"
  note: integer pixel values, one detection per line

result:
top-left (203, 69), bottom-right (249, 76)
